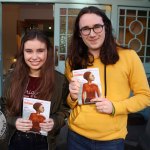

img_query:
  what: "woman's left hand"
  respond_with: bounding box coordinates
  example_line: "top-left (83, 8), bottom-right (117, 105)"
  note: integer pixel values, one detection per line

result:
top-left (90, 97), bottom-right (113, 114)
top-left (40, 118), bottom-right (54, 132)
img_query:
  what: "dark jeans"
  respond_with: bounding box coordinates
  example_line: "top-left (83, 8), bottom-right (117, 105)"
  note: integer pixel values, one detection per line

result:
top-left (67, 129), bottom-right (124, 150)
top-left (9, 131), bottom-right (48, 150)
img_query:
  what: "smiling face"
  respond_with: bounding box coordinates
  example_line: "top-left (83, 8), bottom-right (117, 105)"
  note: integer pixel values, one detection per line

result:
top-left (24, 39), bottom-right (48, 77)
top-left (79, 13), bottom-right (105, 57)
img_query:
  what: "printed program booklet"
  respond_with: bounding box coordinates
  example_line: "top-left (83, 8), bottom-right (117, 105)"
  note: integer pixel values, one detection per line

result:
top-left (72, 68), bottom-right (102, 105)
top-left (22, 97), bottom-right (51, 136)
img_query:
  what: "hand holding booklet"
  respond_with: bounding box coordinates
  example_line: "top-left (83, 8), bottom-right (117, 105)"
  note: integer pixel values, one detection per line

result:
top-left (22, 97), bottom-right (51, 136)
top-left (72, 68), bottom-right (102, 105)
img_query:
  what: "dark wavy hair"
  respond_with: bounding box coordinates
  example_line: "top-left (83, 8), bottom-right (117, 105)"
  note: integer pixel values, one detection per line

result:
top-left (7, 29), bottom-right (54, 116)
top-left (67, 6), bottom-right (119, 71)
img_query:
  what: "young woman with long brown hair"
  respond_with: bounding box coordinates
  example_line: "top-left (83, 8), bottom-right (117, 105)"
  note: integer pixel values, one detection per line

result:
top-left (2, 29), bottom-right (69, 150)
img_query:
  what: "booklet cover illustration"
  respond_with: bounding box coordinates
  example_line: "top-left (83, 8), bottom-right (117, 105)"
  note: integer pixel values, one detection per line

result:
top-left (22, 97), bottom-right (51, 136)
top-left (72, 68), bottom-right (102, 105)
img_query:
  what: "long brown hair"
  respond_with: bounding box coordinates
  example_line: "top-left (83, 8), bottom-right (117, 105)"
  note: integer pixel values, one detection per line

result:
top-left (7, 29), bottom-right (54, 116)
top-left (67, 6), bottom-right (119, 71)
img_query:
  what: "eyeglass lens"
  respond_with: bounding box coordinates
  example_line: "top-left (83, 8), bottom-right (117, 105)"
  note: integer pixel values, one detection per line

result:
top-left (80, 24), bottom-right (104, 35)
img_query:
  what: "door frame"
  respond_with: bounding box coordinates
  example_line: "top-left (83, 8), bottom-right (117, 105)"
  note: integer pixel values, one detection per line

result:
top-left (0, 3), bottom-right (2, 96)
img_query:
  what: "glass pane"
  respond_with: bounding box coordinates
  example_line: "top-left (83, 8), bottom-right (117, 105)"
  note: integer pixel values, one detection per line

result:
top-left (129, 38), bottom-right (142, 52)
top-left (147, 30), bottom-right (150, 45)
top-left (129, 20), bottom-right (143, 35)
top-left (126, 17), bottom-right (135, 26)
top-left (67, 34), bottom-right (72, 53)
top-left (119, 16), bottom-right (124, 26)
top-left (120, 9), bottom-right (125, 15)
top-left (60, 35), bottom-right (66, 53)
top-left (146, 47), bottom-right (150, 56)
top-left (137, 29), bottom-right (146, 44)
top-left (60, 44), bottom-right (66, 53)
top-left (60, 35), bottom-right (66, 43)
top-left (68, 8), bottom-right (80, 15)
top-left (127, 10), bottom-right (136, 16)
top-left (148, 18), bottom-right (150, 27)
top-left (138, 10), bottom-right (147, 16)
top-left (126, 28), bottom-right (134, 44)
top-left (59, 54), bottom-right (66, 60)
top-left (146, 57), bottom-right (150, 63)
top-left (68, 16), bottom-right (76, 34)
top-left (137, 46), bottom-right (145, 56)
top-left (60, 8), bottom-right (66, 15)
top-left (60, 16), bottom-right (66, 34)
top-left (118, 28), bottom-right (124, 44)
top-left (138, 17), bottom-right (147, 27)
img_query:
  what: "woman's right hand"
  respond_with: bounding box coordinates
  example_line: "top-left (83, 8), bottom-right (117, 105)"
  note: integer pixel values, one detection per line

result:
top-left (69, 77), bottom-right (80, 100)
top-left (16, 118), bottom-right (32, 132)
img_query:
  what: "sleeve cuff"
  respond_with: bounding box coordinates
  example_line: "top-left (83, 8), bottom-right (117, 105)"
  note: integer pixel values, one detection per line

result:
top-left (67, 94), bottom-right (78, 108)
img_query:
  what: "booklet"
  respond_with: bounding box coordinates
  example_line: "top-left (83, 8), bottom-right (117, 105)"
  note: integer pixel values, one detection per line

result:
top-left (72, 68), bottom-right (102, 105)
top-left (22, 97), bottom-right (51, 136)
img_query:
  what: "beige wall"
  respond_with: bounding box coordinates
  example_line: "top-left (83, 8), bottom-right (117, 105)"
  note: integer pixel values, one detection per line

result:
top-left (2, 4), bottom-right (53, 74)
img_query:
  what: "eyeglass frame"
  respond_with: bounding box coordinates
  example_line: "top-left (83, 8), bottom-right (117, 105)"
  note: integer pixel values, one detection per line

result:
top-left (80, 24), bottom-right (104, 36)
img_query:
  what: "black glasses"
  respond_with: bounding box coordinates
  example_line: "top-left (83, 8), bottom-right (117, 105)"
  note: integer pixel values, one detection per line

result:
top-left (80, 24), bottom-right (104, 36)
